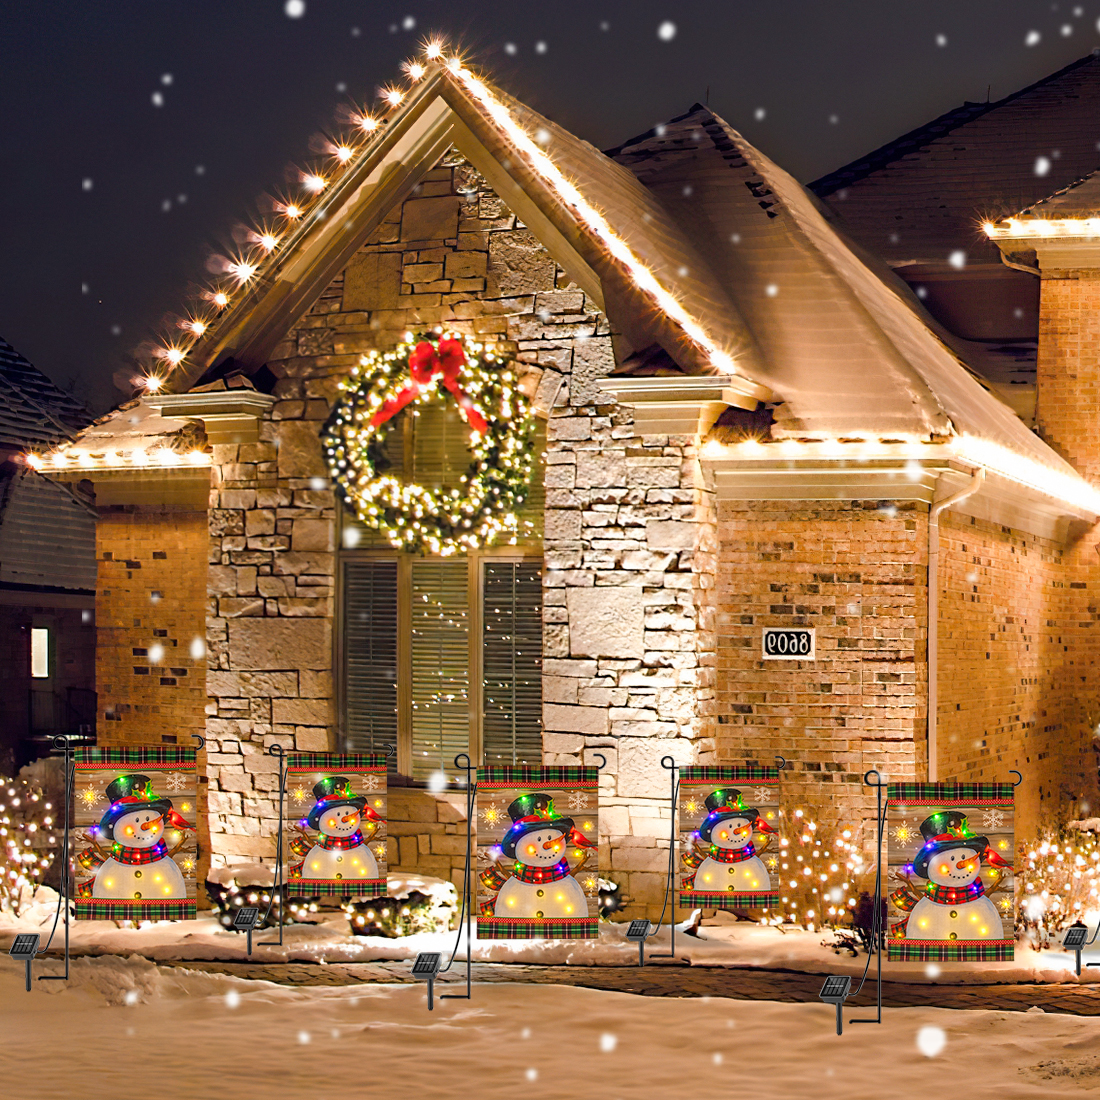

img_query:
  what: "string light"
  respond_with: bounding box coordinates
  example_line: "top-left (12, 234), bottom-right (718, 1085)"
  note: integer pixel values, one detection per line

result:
top-left (380, 86), bottom-right (404, 106)
top-left (229, 261), bottom-right (257, 283)
top-left (403, 60), bottom-right (426, 81)
top-left (334, 145), bottom-right (354, 163)
top-left (984, 217), bottom-right (1100, 240)
top-left (302, 174), bottom-right (327, 193)
top-left (258, 232), bottom-right (279, 251)
top-left (158, 346), bottom-right (185, 366)
top-left (282, 203), bottom-right (303, 219)
top-left (182, 318), bottom-right (207, 336)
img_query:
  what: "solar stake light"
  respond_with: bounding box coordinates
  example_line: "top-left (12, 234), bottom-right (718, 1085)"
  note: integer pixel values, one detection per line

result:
top-left (412, 951), bottom-right (443, 1011)
top-left (819, 975), bottom-right (852, 1036)
top-left (232, 906), bottom-right (261, 956)
top-left (625, 919), bottom-right (653, 967)
top-left (10, 934), bottom-right (41, 992)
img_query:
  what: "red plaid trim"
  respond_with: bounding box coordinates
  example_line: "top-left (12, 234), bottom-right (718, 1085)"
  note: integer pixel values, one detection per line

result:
top-left (318, 832), bottom-right (365, 851)
top-left (111, 841), bottom-right (169, 866)
top-left (477, 917), bottom-right (597, 940)
top-left (680, 890), bottom-right (779, 908)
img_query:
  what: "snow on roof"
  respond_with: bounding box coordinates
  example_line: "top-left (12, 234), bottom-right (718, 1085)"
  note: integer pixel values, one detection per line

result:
top-left (808, 52), bottom-right (1100, 266)
top-left (0, 335), bottom-right (89, 452)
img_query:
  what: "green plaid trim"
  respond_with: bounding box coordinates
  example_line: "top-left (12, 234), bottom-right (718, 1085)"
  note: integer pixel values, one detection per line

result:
top-left (287, 753), bottom-right (386, 772)
top-left (75, 900), bottom-right (196, 921)
top-left (680, 891), bottom-right (779, 908)
top-left (888, 940), bottom-right (1013, 963)
top-left (888, 782), bottom-right (1014, 803)
top-left (477, 765), bottom-right (597, 789)
top-left (477, 918), bottom-right (598, 940)
top-left (681, 766), bottom-right (778, 785)
top-left (286, 879), bottom-right (385, 899)
top-left (75, 748), bottom-right (196, 767)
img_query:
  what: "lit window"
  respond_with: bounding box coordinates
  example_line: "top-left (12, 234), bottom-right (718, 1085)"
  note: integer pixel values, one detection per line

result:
top-left (30, 627), bottom-right (49, 678)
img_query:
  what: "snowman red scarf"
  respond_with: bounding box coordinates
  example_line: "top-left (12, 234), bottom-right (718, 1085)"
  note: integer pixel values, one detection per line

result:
top-left (317, 831), bottom-right (365, 851)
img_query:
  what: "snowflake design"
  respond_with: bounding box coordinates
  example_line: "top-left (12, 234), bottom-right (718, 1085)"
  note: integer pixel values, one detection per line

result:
top-left (373, 843), bottom-right (387, 861)
top-left (78, 786), bottom-right (100, 810)
top-left (480, 801), bottom-right (504, 827)
top-left (891, 820), bottom-right (919, 846)
top-left (765, 856), bottom-right (779, 871)
top-left (981, 808), bottom-right (1006, 831)
top-left (582, 875), bottom-right (598, 893)
top-left (997, 895), bottom-right (1012, 911)
top-left (752, 787), bottom-right (773, 804)
top-left (179, 856), bottom-right (196, 875)
top-left (683, 798), bottom-right (700, 817)
top-left (164, 772), bottom-right (188, 793)
top-left (291, 786), bottom-right (310, 806)
top-left (567, 790), bottom-right (590, 811)
top-left (362, 774), bottom-right (381, 791)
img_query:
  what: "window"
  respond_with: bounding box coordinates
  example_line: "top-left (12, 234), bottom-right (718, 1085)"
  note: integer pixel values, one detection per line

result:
top-left (338, 404), bottom-right (545, 781)
top-left (30, 627), bottom-right (49, 679)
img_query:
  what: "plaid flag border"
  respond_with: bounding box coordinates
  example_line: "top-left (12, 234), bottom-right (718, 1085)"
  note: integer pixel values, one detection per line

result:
top-left (75, 900), bottom-right (196, 922)
top-left (287, 752), bottom-right (387, 772)
top-left (681, 766), bottom-right (779, 784)
top-left (75, 748), bottom-right (196, 768)
top-left (888, 782), bottom-right (1014, 804)
top-left (888, 940), bottom-right (1014, 963)
top-left (286, 878), bottom-right (386, 899)
top-left (681, 890), bottom-right (779, 908)
top-left (478, 918), bottom-right (598, 940)
top-left (477, 765), bottom-right (598, 789)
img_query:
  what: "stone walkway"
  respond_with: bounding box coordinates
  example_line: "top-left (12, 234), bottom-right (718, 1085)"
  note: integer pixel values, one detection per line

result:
top-left (154, 958), bottom-right (1100, 1016)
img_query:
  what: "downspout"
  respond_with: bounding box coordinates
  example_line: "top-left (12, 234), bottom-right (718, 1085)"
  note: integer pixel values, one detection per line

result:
top-left (927, 467), bottom-right (986, 781)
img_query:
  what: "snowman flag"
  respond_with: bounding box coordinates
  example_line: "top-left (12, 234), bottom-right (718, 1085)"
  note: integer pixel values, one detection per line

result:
top-left (886, 782), bottom-right (1015, 962)
top-left (73, 748), bottom-right (198, 921)
top-left (285, 753), bottom-right (387, 900)
top-left (678, 765), bottom-right (781, 911)
top-left (476, 766), bottom-right (599, 940)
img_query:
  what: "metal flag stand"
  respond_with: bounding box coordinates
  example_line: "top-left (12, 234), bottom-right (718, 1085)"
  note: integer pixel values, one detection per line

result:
top-left (849, 769), bottom-right (886, 1028)
top-left (436, 752), bottom-right (476, 1005)
top-left (258, 742), bottom-right (395, 951)
top-left (37, 734), bottom-right (77, 985)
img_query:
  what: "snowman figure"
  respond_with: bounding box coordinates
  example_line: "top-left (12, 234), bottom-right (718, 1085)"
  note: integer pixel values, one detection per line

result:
top-left (890, 810), bottom-right (1013, 942)
top-left (290, 776), bottom-right (381, 886)
top-left (480, 793), bottom-right (595, 920)
top-left (683, 788), bottom-right (776, 897)
top-left (76, 774), bottom-right (193, 901)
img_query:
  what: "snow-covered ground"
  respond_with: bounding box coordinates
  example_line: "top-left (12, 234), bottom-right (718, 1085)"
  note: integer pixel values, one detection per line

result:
top-left (0, 887), bottom-right (1090, 984)
top-left (1, 952), bottom-right (1099, 1100)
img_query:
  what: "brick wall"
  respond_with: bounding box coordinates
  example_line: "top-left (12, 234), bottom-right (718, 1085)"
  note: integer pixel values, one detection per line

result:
top-left (935, 512), bottom-right (1077, 833)
top-left (714, 500), bottom-right (928, 851)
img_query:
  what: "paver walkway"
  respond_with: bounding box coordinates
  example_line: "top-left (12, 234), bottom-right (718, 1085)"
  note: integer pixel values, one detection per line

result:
top-left (152, 958), bottom-right (1100, 1016)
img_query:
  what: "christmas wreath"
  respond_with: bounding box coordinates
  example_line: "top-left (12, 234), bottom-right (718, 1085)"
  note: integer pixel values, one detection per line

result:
top-left (322, 332), bottom-right (537, 556)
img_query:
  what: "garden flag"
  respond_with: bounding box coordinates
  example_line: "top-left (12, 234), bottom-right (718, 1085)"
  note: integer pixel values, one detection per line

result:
top-left (285, 753), bottom-right (387, 899)
top-left (679, 765), bottom-right (781, 911)
top-left (886, 782), bottom-right (1015, 962)
top-left (73, 747), bottom-right (198, 921)
top-left (477, 765), bottom-right (599, 939)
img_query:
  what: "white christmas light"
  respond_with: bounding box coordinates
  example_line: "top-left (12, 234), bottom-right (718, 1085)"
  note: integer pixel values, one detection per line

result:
top-left (259, 233), bottom-right (279, 251)
top-left (303, 174), bottom-right (327, 193)
top-left (334, 145), bottom-right (354, 163)
top-left (983, 217), bottom-right (1100, 240)
top-left (381, 86), bottom-right (404, 106)
top-left (230, 261), bottom-right (257, 282)
top-left (357, 114), bottom-right (380, 133)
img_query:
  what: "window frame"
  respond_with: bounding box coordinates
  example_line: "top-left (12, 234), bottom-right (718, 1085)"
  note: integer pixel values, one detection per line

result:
top-left (335, 539), bottom-right (544, 782)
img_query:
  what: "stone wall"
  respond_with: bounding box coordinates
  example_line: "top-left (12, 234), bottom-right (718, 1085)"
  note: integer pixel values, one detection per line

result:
top-left (713, 499), bottom-right (928, 857)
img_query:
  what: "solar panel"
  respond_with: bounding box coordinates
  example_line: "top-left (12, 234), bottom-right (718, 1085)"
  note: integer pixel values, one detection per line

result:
top-left (412, 952), bottom-right (442, 976)
top-left (626, 920), bottom-right (652, 941)
top-left (819, 975), bottom-right (852, 1001)
top-left (9, 934), bottom-right (40, 959)
top-left (1063, 926), bottom-right (1089, 949)
top-left (233, 906), bottom-right (260, 930)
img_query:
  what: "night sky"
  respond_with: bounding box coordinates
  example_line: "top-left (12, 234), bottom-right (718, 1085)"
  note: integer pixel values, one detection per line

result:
top-left (6, 1), bottom-right (1099, 412)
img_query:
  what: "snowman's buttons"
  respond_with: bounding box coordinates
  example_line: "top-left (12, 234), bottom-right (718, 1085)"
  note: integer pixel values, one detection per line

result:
top-left (728, 868), bottom-right (735, 875)
top-left (536, 889), bottom-right (544, 897)
top-left (134, 892), bottom-right (142, 899)
top-left (336, 856), bottom-right (343, 863)
top-left (949, 909), bottom-right (957, 918)
top-left (535, 910), bottom-right (544, 918)
top-left (135, 871), bottom-right (142, 879)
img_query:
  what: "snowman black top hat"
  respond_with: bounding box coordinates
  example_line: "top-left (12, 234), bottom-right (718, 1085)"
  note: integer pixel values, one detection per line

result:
top-left (97, 773), bottom-right (179, 841)
top-left (696, 788), bottom-right (775, 843)
top-left (910, 809), bottom-right (991, 878)
top-left (306, 776), bottom-right (374, 830)
top-left (499, 792), bottom-right (581, 859)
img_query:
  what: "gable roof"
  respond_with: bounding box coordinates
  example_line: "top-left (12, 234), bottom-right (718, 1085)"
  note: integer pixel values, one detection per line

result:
top-left (1017, 169), bottom-right (1100, 216)
top-left (0, 335), bottom-right (89, 452)
top-left (807, 52), bottom-right (1100, 265)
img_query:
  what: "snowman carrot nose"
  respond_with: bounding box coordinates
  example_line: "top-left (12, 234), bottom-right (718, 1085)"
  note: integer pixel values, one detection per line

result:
top-left (140, 817), bottom-right (162, 831)
top-left (542, 839), bottom-right (559, 850)
top-left (341, 813), bottom-right (357, 822)
top-left (956, 855), bottom-right (979, 869)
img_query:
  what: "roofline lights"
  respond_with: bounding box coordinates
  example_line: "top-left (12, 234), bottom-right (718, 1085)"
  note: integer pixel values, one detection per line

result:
top-left (701, 434), bottom-right (1100, 515)
top-left (450, 63), bottom-right (740, 375)
top-left (983, 218), bottom-right (1100, 240)
top-left (28, 448), bottom-right (211, 472)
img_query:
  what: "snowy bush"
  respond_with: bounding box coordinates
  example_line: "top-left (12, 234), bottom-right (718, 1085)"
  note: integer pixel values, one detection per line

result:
top-left (1015, 823), bottom-right (1100, 948)
top-left (343, 875), bottom-right (458, 937)
top-left (0, 775), bottom-right (59, 916)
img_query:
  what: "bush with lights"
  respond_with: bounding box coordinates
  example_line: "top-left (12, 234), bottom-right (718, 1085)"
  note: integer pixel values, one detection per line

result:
top-left (1015, 822), bottom-right (1100, 949)
top-left (343, 882), bottom-right (459, 938)
top-left (597, 877), bottom-right (631, 920)
top-left (322, 331), bottom-right (536, 557)
top-left (206, 877), bottom-right (316, 931)
top-left (0, 776), bottom-right (58, 916)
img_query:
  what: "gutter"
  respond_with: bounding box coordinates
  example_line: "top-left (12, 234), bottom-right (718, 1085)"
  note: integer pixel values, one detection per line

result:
top-left (927, 467), bottom-right (985, 781)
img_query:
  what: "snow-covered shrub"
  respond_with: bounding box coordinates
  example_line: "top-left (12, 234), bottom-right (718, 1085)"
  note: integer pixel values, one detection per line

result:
top-left (344, 875), bottom-right (458, 937)
top-left (0, 775), bottom-right (59, 915)
top-left (1015, 823), bottom-right (1100, 948)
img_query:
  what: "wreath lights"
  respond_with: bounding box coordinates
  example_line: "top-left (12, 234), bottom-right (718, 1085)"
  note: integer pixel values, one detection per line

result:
top-left (323, 331), bottom-right (537, 556)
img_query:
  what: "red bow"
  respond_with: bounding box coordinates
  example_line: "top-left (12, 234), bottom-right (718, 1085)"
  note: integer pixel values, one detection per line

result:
top-left (369, 338), bottom-right (488, 433)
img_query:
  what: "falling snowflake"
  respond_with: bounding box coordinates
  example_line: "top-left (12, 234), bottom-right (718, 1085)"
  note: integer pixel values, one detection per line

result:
top-left (480, 801), bottom-right (504, 827)
top-left (981, 808), bottom-right (1006, 831)
top-left (567, 791), bottom-right (590, 811)
top-left (291, 786), bottom-right (310, 805)
top-left (78, 786), bottom-right (100, 809)
top-left (752, 787), bottom-right (772, 803)
top-left (164, 772), bottom-right (188, 793)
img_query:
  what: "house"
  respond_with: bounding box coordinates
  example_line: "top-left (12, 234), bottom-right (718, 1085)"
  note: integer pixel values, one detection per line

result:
top-left (43, 52), bottom-right (1099, 916)
top-left (0, 336), bottom-right (96, 773)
